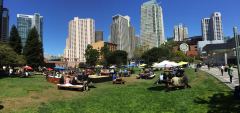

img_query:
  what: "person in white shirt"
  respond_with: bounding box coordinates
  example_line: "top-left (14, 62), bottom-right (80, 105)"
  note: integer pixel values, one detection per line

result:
top-left (220, 65), bottom-right (224, 76)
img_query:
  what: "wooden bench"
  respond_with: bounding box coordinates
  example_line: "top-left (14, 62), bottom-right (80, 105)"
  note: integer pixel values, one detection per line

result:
top-left (113, 78), bottom-right (125, 84)
top-left (57, 84), bottom-right (88, 91)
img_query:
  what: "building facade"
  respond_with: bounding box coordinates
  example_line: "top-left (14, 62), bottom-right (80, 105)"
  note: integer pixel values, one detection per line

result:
top-left (198, 12), bottom-right (224, 52)
top-left (0, 0), bottom-right (9, 42)
top-left (201, 12), bottom-right (223, 41)
top-left (17, 13), bottom-right (43, 47)
top-left (64, 17), bottom-right (95, 67)
top-left (140, 0), bottom-right (165, 49)
top-left (91, 41), bottom-right (117, 60)
top-left (110, 14), bottom-right (135, 59)
top-left (173, 24), bottom-right (188, 41)
top-left (95, 31), bottom-right (103, 42)
top-left (1, 8), bottom-right (8, 42)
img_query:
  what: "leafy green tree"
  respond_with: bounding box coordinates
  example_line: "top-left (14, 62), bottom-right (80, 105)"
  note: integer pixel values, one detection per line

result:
top-left (9, 25), bottom-right (22, 54)
top-left (0, 43), bottom-right (26, 66)
top-left (85, 45), bottom-right (100, 66)
top-left (100, 44), bottom-right (111, 66)
top-left (23, 27), bottom-right (44, 68)
top-left (141, 47), bottom-right (171, 65)
top-left (109, 50), bottom-right (128, 66)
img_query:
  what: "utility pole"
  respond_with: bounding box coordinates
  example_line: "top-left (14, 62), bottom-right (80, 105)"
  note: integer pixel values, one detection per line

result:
top-left (234, 28), bottom-right (240, 86)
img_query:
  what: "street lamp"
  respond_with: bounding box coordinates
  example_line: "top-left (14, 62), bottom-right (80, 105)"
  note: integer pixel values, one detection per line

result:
top-left (234, 31), bottom-right (240, 98)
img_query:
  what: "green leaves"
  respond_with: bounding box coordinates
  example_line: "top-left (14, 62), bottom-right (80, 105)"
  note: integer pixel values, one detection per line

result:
top-left (23, 27), bottom-right (44, 68)
top-left (0, 43), bottom-right (26, 65)
top-left (85, 45), bottom-right (100, 66)
top-left (9, 25), bottom-right (22, 54)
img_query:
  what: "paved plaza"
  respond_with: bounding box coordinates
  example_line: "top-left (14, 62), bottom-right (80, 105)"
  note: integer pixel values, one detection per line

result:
top-left (201, 66), bottom-right (239, 90)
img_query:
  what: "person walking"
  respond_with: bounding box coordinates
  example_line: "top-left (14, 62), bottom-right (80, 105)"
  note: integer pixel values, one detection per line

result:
top-left (227, 65), bottom-right (233, 83)
top-left (220, 65), bottom-right (224, 76)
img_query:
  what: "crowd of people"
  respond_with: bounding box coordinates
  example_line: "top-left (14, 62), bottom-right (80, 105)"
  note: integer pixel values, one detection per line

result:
top-left (137, 68), bottom-right (155, 79)
top-left (155, 67), bottom-right (191, 90)
top-left (1, 66), bottom-right (32, 77)
top-left (45, 69), bottom-right (89, 85)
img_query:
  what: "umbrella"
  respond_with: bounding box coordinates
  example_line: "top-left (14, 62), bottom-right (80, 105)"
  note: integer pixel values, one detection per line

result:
top-left (153, 60), bottom-right (179, 68)
top-left (23, 66), bottom-right (33, 70)
top-left (54, 66), bottom-right (65, 70)
top-left (109, 65), bottom-right (116, 69)
top-left (96, 65), bottom-right (103, 68)
top-left (139, 64), bottom-right (147, 67)
top-left (47, 68), bottom-right (53, 71)
top-left (178, 61), bottom-right (188, 66)
top-left (128, 64), bottom-right (135, 68)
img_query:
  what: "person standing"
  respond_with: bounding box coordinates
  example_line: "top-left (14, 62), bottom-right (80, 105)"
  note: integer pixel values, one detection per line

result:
top-left (220, 65), bottom-right (224, 76)
top-left (227, 66), bottom-right (233, 83)
top-left (207, 63), bottom-right (210, 70)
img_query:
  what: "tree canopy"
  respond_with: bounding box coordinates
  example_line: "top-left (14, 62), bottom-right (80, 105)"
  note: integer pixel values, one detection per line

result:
top-left (85, 45), bottom-right (100, 66)
top-left (0, 43), bottom-right (26, 66)
top-left (9, 25), bottom-right (22, 54)
top-left (23, 27), bottom-right (44, 68)
top-left (109, 50), bottom-right (128, 66)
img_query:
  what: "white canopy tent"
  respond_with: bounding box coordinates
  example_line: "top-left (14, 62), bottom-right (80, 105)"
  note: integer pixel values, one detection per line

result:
top-left (152, 60), bottom-right (179, 68)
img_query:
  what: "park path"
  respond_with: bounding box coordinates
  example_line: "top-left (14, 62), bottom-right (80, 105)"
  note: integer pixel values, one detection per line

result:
top-left (201, 66), bottom-right (239, 90)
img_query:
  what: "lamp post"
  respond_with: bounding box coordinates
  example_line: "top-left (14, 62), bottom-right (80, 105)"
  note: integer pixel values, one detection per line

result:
top-left (235, 33), bottom-right (240, 84)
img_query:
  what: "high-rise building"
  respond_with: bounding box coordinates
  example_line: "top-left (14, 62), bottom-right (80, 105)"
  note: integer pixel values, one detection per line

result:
top-left (198, 12), bottom-right (224, 52)
top-left (233, 27), bottom-right (238, 38)
top-left (110, 14), bottom-right (135, 58)
top-left (0, 0), bottom-right (3, 41)
top-left (210, 12), bottom-right (223, 41)
top-left (17, 13), bottom-right (43, 47)
top-left (0, 0), bottom-right (9, 42)
top-left (201, 18), bottom-right (210, 41)
top-left (95, 31), bottom-right (103, 42)
top-left (141, 0), bottom-right (165, 49)
top-left (201, 12), bottom-right (223, 41)
top-left (1, 8), bottom-right (8, 42)
top-left (173, 24), bottom-right (188, 41)
top-left (64, 17), bottom-right (95, 67)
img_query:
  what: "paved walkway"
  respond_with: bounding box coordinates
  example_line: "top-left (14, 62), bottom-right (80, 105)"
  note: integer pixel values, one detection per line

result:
top-left (201, 66), bottom-right (239, 90)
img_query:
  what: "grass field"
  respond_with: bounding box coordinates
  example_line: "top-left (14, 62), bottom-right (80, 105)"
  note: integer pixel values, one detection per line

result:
top-left (0, 69), bottom-right (239, 113)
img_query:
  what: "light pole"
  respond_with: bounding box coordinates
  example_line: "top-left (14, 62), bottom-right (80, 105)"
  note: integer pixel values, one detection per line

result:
top-left (234, 33), bottom-right (240, 86)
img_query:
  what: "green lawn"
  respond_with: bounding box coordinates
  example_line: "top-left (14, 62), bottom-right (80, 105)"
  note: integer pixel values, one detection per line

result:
top-left (1, 69), bottom-right (239, 113)
top-left (0, 75), bottom-right (53, 98)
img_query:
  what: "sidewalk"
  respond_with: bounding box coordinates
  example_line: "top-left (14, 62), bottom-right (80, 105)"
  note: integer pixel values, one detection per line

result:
top-left (201, 66), bottom-right (239, 90)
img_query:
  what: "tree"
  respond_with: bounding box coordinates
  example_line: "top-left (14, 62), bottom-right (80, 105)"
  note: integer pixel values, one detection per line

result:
top-left (100, 44), bottom-right (111, 66)
top-left (9, 25), bottom-right (22, 54)
top-left (141, 47), bottom-right (171, 65)
top-left (85, 45), bottom-right (99, 66)
top-left (0, 43), bottom-right (26, 66)
top-left (109, 50), bottom-right (128, 66)
top-left (23, 27), bottom-right (44, 68)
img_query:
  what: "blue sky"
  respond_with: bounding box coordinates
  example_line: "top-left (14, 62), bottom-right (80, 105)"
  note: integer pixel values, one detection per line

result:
top-left (4, 0), bottom-right (240, 55)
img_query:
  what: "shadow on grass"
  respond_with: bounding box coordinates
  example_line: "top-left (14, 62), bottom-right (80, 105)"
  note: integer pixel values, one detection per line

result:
top-left (194, 92), bottom-right (240, 113)
top-left (147, 85), bottom-right (166, 91)
top-left (0, 105), bottom-right (3, 110)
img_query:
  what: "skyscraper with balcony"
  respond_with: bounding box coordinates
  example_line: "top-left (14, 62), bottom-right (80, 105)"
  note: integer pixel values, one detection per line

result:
top-left (173, 24), bottom-right (188, 41)
top-left (17, 13), bottom-right (43, 47)
top-left (141, 0), bottom-right (165, 49)
top-left (64, 17), bottom-right (95, 67)
top-left (110, 14), bottom-right (135, 58)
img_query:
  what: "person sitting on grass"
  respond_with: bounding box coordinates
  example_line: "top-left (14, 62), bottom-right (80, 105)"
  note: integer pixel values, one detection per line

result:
top-left (64, 75), bottom-right (72, 85)
top-left (171, 76), bottom-right (180, 87)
